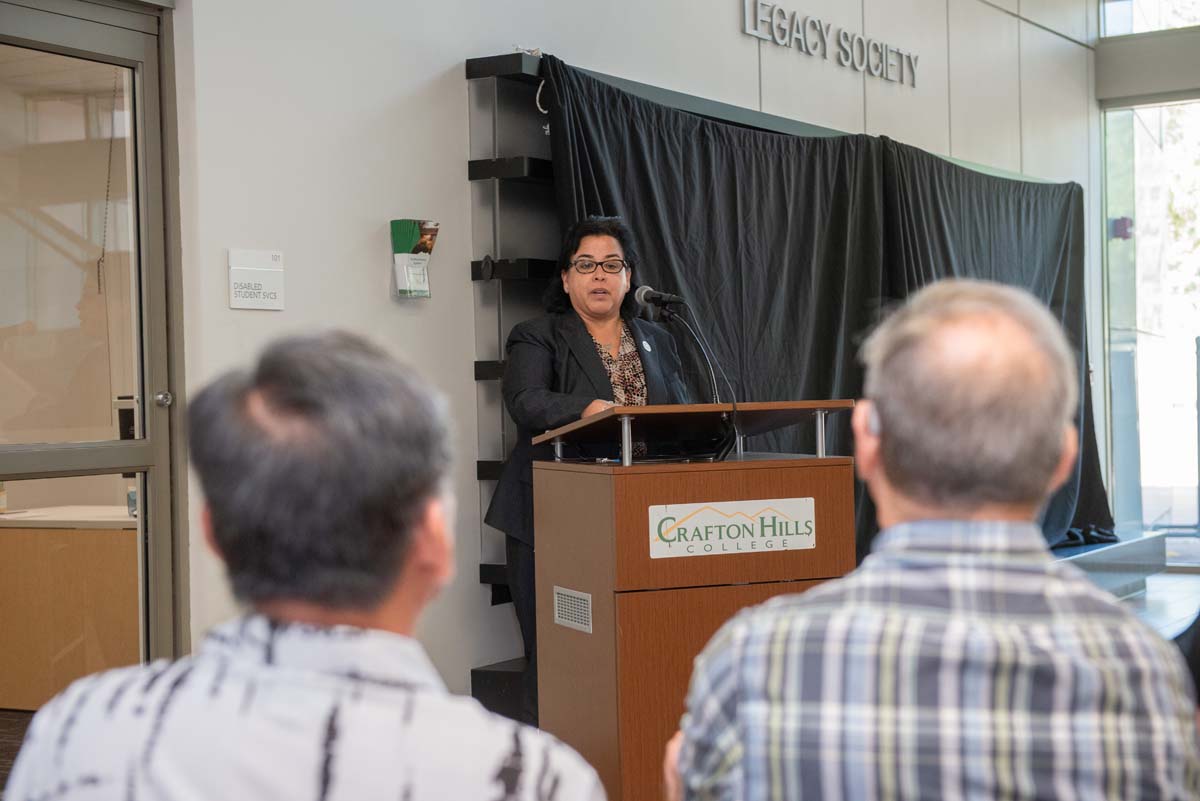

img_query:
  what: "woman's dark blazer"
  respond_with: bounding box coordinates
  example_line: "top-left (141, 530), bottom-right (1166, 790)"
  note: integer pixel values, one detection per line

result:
top-left (484, 310), bottom-right (692, 547)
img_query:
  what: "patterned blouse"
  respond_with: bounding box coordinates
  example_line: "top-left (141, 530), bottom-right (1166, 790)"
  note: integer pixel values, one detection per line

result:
top-left (591, 322), bottom-right (647, 407)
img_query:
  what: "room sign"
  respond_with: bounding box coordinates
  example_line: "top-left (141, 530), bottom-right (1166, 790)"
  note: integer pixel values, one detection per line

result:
top-left (742, 0), bottom-right (921, 88)
top-left (648, 497), bottom-right (816, 559)
top-left (228, 249), bottom-right (285, 311)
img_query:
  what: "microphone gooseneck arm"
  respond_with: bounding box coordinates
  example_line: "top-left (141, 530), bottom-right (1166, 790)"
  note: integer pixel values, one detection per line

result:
top-left (662, 306), bottom-right (721, 404)
top-left (638, 284), bottom-right (740, 458)
top-left (667, 300), bottom-right (743, 460)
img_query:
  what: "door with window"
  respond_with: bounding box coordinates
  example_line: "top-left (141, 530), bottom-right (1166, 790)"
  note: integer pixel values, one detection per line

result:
top-left (0, 0), bottom-right (177, 716)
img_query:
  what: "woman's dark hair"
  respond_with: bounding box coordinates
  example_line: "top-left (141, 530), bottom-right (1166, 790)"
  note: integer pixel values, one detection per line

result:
top-left (543, 215), bottom-right (641, 317)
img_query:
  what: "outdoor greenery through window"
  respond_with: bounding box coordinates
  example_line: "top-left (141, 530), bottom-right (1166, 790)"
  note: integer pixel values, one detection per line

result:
top-left (1103, 0), bottom-right (1200, 35)
top-left (1105, 101), bottom-right (1200, 548)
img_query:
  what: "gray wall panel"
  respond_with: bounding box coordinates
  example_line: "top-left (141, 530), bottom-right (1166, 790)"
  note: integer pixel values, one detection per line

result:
top-left (949, 0), bottom-right (1021, 171)
top-left (496, 79), bottom-right (551, 159)
top-left (1020, 21), bottom-right (1090, 185)
top-left (468, 78), bottom-right (496, 161)
top-left (864, 0), bottom-right (951, 155)
top-left (496, 183), bottom-right (558, 260)
top-left (540, 0), bottom-right (761, 111)
top-left (759, 0), bottom-right (866, 133)
top-left (1021, 0), bottom-right (1088, 42)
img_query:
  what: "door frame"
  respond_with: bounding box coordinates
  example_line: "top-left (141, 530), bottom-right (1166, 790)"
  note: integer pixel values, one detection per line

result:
top-left (0, 0), bottom-right (187, 659)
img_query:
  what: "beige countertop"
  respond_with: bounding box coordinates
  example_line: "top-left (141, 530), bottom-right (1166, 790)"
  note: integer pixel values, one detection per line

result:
top-left (0, 505), bottom-right (136, 530)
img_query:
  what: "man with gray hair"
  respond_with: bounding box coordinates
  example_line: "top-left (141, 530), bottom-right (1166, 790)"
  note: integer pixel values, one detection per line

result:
top-left (665, 279), bottom-right (1200, 800)
top-left (6, 331), bottom-right (604, 801)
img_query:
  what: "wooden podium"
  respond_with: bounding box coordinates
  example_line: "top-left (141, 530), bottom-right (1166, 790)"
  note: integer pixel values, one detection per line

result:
top-left (532, 401), bottom-right (857, 800)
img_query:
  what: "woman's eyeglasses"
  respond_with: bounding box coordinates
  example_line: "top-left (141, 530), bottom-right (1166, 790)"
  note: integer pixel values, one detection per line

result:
top-left (571, 259), bottom-right (628, 274)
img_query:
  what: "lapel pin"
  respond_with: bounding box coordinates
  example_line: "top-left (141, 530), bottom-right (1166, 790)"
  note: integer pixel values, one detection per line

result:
top-left (642, 340), bottom-right (652, 353)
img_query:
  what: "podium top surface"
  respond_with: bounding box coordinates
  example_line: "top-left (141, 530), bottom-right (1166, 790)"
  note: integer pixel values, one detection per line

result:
top-left (532, 454), bottom-right (853, 475)
top-left (531, 400), bottom-right (854, 446)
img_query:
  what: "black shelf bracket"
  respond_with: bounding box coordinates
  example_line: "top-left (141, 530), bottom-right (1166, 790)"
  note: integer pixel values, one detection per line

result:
top-left (470, 656), bottom-right (527, 722)
top-left (465, 53), bottom-right (542, 84)
top-left (471, 256), bottom-right (557, 282)
top-left (479, 562), bottom-right (512, 606)
top-left (480, 562), bottom-right (507, 585)
top-left (474, 360), bottom-right (506, 381)
top-left (468, 157), bottom-right (553, 184)
top-left (477, 460), bottom-right (505, 481)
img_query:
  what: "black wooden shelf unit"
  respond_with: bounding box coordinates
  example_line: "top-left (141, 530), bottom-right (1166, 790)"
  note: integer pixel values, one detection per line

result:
top-left (467, 52), bottom-right (559, 721)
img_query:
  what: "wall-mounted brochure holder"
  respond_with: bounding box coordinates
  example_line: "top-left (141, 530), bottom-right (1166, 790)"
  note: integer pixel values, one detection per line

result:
top-left (391, 219), bottom-right (439, 298)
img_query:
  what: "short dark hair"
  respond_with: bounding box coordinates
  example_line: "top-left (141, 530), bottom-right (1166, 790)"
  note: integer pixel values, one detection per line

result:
top-left (543, 215), bottom-right (641, 317)
top-left (188, 331), bottom-right (451, 609)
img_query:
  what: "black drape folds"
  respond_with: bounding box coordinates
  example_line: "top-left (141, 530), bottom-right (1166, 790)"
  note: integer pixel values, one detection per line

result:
top-left (543, 55), bottom-right (1114, 556)
top-left (880, 144), bottom-right (1114, 548)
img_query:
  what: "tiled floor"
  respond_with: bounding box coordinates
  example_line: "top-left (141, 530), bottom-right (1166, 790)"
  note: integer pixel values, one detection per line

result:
top-left (0, 710), bottom-right (32, 794)
top-left (1125, 570), bottom-right (1200, 641)
top-left (1167, 535), bottom-right (1200, 566)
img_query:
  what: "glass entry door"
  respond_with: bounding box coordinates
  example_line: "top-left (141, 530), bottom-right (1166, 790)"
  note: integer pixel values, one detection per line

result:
top-left (0, 0), bottom-right (177, 712)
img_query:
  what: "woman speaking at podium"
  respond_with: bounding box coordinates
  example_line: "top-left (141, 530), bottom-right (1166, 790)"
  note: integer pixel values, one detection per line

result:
top-left (484, 215), bottom-right (692, 724)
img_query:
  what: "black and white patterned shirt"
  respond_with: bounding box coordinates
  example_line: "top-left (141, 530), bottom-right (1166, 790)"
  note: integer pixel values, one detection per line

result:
top-left (6, 615), bottom-right (605, 801)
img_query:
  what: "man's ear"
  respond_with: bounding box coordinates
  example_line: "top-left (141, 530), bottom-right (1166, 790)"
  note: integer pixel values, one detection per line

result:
top-left (1047, 425), bottom-right (1079, 495)
top-left (408, 494), bottom-right (456, 587)
top-left (852, 400), bottom-right (881, 483)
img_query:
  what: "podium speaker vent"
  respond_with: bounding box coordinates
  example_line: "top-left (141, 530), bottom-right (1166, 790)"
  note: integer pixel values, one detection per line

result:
top-left (553, 586), bottom-right (592, 634)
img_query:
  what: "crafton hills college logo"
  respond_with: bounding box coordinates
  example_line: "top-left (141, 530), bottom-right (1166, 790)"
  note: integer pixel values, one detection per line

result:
top-left (648, 497), bottom-right (816, 560)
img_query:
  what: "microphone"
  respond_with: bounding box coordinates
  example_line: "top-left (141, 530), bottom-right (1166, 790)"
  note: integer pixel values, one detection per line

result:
top-left (634, 285), bottom-right (686, 307)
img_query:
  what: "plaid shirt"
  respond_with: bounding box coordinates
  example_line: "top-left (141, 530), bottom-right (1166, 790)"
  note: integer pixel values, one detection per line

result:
top-left (6, 615), bottom-right (604, 801)
top-left (678, 520), bottom-right (1200, 800)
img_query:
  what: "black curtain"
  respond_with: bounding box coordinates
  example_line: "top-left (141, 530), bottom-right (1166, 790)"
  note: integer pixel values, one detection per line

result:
top-left (543, 55), bottom-right (1114, 557)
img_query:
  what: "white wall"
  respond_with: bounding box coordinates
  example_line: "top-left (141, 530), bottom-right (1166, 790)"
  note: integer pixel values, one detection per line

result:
top-left (172, 0), bottom-right (1102, 692)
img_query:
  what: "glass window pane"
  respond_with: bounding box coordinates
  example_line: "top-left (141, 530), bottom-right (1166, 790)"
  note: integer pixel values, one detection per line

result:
top-left (0, 473), bottom-right (144, 712)
top-left (0, 44), bottom-right (141, 446)
top-left (1105, 101), bottom-right (1200, 532)
top-left (1103, 0), bottom-right (1200, 36)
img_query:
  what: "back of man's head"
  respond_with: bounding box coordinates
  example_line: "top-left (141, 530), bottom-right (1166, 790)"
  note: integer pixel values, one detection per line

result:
top-left (859, 279), bottom-right (1077, 511)
top-left (188, 331), bottom-right (451, 609)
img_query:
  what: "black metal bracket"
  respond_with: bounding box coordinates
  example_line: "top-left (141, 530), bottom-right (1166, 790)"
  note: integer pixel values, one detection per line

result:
top-left (472, 256), bottom-right (557, 282)
top-left (468, 157), bottom-right (553, 184)
top-left (479, 562), bottom-right (512, 606)
top-left (465, 53), bottom-right (542, 84)
top-left (474, 360), bottom-right (505, 381)
top-left (477, 460), bottom-right (505, 481)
